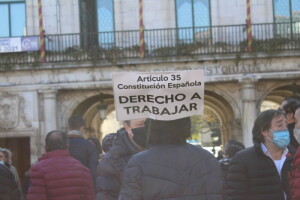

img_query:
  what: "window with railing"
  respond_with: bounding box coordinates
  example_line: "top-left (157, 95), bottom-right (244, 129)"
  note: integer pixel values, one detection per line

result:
top-left (0, 0), bottom-right (25, 37)
top-left (97, 0), bottom-right (115, 48)
top-left (273, 0), bottom-right (300, 37)
top-left (175, 0), bottom-right (211, 44)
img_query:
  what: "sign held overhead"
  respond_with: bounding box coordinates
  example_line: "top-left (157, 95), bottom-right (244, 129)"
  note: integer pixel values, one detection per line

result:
top-left (113, 70), bottom-right (205, 121)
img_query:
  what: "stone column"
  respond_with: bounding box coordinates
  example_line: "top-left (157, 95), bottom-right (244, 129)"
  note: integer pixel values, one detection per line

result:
top-left (40, 89), bottom-right (58, 145)
top-left (240, 75), bottom-right (257, 147)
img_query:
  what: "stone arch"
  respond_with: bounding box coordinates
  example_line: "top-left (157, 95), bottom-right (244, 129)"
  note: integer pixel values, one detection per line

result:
top-left (202, 88), bottom-right (239, 145)
top-left (257, 79), bottom-right (300, 111)
top-left (58, 90), bottom-right (115, 139)
top-left (205, 85), bottom-right (241, 120)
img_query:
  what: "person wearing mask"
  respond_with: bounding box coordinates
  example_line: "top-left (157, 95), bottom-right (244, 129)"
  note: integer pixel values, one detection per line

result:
top-left (119, 117), bottom-right (223, 200)
top-left (95, 119), bottom-right (147, 200)
top-left (279, 96), bottom-right (300, 149)
top-left (0, 148), bottom-right (23, 199)
top-left (0, 161), bottom-right (21, 200)
top-left (67, 116), bottom-right (98, 179)
top-left (26, 130), bottom-right (95, 200)
top-left (225, 109), bottom-right (294, 200)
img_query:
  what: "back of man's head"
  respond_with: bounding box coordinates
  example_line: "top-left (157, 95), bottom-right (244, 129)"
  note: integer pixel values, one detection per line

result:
top-left (68, 116), bottom-right (85, 130)
top-left (146, 117), bottom-right (191, 146)
top-left (225, 140), bottom-right (245, 158)
top-left (45, 130), bottom-right (68, 152)
top-left (282, 97), bottom-right (300, 113)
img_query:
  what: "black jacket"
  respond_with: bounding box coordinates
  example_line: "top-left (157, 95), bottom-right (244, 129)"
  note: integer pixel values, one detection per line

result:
top-left (95, 128), bottom-right (139, 200)
top-left (288, 123), bottom-right (299, 149)
top-left (68, 133), bottom-right (98, 179)
top-left (0, 164), bottom-right (21, 200)
top-left (225, 142), bottom-right (294, 200)
top-left (119, 143), bottom-right (223, 200)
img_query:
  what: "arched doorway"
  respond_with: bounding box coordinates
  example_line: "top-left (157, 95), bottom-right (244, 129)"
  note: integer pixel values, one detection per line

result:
top-left (70, 93), bottom-right (122, 141)
top-left (65, 88), bottom-right (238, 155)
top-left (190, 89), bottom-right (237, 156)
top-left (260, 83), bottom-right (300, 112)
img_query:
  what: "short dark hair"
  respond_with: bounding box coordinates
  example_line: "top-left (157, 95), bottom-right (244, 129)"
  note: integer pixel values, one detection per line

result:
top-left (68, 116), bottom-right (85, 130)
top-left (282, 97), bottom-right (300, 115)
top-left (102, 133), bottom-right (117, 153)
top-left (45, 130), bottom-right (68, 152)
top-left (224, 140), bottom-right (245, 158)
top-left (146, 117), bottom-right (191, 146)
top-left (123, 120), bottom-right (131, 126)
top-left (252, 109), bottom-right (284, 144)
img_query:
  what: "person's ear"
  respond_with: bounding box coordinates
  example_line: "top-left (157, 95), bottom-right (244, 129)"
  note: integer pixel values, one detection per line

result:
top-left (286, 113), bottom-right (295, 123)
top-left (261, 129), bottom-right (269, 137)
top-left (124, 123), bottom-right (130, 131)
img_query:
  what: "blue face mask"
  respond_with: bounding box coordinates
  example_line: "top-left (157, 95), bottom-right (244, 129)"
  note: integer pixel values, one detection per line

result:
top-left (270, 130), bottom-right (290, 149)
top-left (0, 161), bottom-right (4, 165)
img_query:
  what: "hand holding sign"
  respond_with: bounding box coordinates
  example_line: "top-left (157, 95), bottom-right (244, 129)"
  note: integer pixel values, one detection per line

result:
top-left (113, 70), bottom-right (204, 121)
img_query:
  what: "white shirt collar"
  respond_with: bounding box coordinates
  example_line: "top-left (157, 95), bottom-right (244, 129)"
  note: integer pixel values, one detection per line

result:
top-left (260, 143), bottom-right (288, 159)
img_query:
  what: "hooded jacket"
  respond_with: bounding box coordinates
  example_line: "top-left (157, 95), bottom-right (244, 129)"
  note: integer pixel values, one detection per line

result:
top-left (225, 142), bottom-right (293, 200)
top-left (26, 149), bottom-right (95, 200)
top-left (119, 143), bottom-right (223, 200)
top-left (95, 128), bottom-right (139, 200)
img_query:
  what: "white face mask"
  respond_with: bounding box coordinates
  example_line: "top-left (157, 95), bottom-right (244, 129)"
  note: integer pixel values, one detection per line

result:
top-left (294, 128), bottom-right (300, 144)
top-left (0, 160), bottom-right (4, 165)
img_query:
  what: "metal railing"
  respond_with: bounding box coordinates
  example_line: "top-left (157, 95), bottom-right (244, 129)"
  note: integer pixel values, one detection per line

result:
top-left (1, 21), bottom-right (300, 65)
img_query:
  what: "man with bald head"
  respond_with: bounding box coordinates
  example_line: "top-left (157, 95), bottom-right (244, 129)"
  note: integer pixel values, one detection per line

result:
top-left (27, 130), bottom-right (95, 200)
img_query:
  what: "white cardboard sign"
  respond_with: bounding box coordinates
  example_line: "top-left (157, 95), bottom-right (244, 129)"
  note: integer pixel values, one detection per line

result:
top-left (113, 70), bottom-right (204, 121)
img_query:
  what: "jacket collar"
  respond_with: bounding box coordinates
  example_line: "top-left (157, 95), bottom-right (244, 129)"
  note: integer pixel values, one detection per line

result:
top-left (39, 149), bottom-right (70, 161)
top-left (67, 130), bottom-right (84, 138)
top-left (68, 130), bottom-right (83, 135)
top-left (109, 128), bottom-right (139, 158)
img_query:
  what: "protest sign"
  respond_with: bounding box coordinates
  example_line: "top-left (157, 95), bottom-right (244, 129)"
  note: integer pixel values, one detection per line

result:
top-left (113, 70), bottom-right (204, 121)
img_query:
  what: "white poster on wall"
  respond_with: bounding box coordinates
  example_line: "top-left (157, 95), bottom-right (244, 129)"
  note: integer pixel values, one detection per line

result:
top-left (113, 70), bottom-right (205, 121)
top-left (0, 38), bottom-right (21, 53)
top-left (0, 37), bottom-right (39, 53)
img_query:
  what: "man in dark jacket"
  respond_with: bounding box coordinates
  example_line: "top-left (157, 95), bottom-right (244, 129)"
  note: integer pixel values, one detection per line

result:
top-left (26, 130), bottom-right (95, 200)
top-left (0, 163), bottom-right (21, 200)
top-left (119, 117), bottom-right (223, 200)
top-left (226, 109), bottom-right (293, 200)
top-left (95, 118), bottom-right (147, 200)
top-left (67, 116), bottom-right (98, 179)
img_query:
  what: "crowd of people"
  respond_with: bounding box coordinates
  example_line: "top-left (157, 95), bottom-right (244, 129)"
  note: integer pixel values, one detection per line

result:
top-left (1, 96), bottom-right (300, 200)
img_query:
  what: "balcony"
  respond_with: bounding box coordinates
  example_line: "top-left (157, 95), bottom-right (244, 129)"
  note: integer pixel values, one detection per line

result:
top-left (0, 21), bottom-right (300, 65)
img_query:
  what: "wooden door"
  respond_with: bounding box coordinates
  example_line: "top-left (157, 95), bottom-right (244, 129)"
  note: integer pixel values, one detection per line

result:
top-left (0, 137), bottom-right (31, 186)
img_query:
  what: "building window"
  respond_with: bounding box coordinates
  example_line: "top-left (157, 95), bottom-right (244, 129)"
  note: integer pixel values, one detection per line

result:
top-left (175, 0), bottom-right (211, 43)
top-left (97, 0), bottom-right (114, 47)
top-left (273, 0), bottom-right (300, 36)
top-left (0, 0), bottom-right (26, 37)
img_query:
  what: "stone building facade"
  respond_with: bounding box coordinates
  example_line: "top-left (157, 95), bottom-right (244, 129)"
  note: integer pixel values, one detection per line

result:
top-left (0, 0), bottom-right (299, 178)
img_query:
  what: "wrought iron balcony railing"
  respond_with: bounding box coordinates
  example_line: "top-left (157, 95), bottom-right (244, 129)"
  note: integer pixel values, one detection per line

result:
top-left (0, 21), bottom-right (300, 65)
